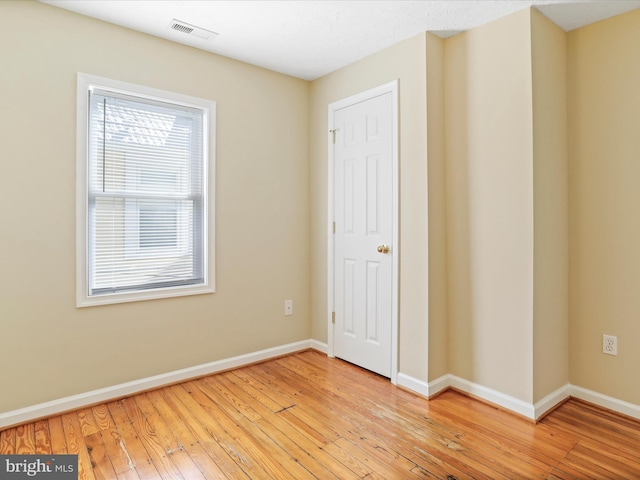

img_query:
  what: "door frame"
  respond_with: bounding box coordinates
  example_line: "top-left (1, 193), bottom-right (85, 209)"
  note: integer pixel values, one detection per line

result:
top-left (327, 80), bottom-right (399, 384)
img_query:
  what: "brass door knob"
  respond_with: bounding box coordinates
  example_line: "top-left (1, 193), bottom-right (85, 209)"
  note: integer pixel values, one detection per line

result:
top-left (377, 244), bottom-right (390, 254)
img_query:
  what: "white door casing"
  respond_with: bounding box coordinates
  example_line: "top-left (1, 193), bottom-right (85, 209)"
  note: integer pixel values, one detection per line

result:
top-left (328, 81), bottom-right (398, 382)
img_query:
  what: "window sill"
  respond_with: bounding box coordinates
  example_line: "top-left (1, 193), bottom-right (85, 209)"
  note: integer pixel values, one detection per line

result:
top-left (76, 283), bottom-right (215, 308)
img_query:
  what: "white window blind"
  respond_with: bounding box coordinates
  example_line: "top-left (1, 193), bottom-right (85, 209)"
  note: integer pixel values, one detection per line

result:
top-left (82, 80), bottom-right (211, 301)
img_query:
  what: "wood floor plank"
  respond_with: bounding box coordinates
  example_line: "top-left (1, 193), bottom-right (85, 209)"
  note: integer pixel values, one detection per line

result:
top-left (262, 360), bottom-right (357, 439)
top-left (61, 412), bottom-right (97, 480)
top-left (221, 371), bottom-right (288, 414)
top-left (157, 386), bottom-right (249, 479)
top-left (106, 400), bottom-right (163, 480)
top-left (546, 468), bottom-right (585, 480)
top-left (4, 350), bottom-right (640, 480)
top-left (565, 440), bottom-right (640, 479)
top-left (0, 428), bottom-right (16, 454)
top-left (182, 382), bottom-right (300, 480)
top-left (168, 383), bottom-right (273, 479)
top-left (225, 369), bottom-right (362, 479)
top-left (541, 403), bottom-right (640, 459)
top-left (146, 388), bottom-right (231, 480)
top-left (48, 416), bottom-right (68, 454)
top-left (34, 420), bottom-right (52, 454)
top-left (322, 438), bottom-right (387, 480)
top-left (330, 435), bottom-right (419, 479)
top-left (15, 424), bottom-right (36, 454)
top-left (230, 368), bottom-right (295, 411)
top-left (99, 427), bottom-right (141, 479)
top-left (84, 432), bottom-right (118, 480)
top-left (119, 395), bottom-right (189, 479)
top-left (77, 408), bottom-right (101, 437)
top-left (245, 362), bottom-right (305, 403)
top-left (241, 364), bottom-right (344, 445)
top-left (197, 375), bottom-right (262, 423)
top-left (203, 369), bottom-right (355, 480)
top-left (554, 447), bottom-right (620, 480)
top-left (233, 416), bottom-right (315, 480)
top-left (254, 416), bottom-right (350, 480)
top-left (92, 404), bottom-right (116, 431)
top-left (562, 400), bottom-right (640, 438)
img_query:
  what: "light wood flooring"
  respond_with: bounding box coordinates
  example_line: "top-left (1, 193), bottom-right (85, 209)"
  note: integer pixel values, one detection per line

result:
top-left (1, 350), bottom-right (639, 479)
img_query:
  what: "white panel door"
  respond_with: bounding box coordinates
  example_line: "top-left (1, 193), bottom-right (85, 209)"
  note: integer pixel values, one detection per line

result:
top-left (333, 91), bottom-right (394, 377)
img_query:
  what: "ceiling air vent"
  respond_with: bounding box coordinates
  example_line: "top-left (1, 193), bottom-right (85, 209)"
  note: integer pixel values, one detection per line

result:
top-left (168, 19), bottom-right (218, 40)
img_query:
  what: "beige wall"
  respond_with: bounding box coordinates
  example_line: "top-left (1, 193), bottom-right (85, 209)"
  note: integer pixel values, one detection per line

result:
top-left (568, 8), bottom-right (640, 404)
top-left (0, 2), bottom-right (310, 413)
top-left (445, 9), bottom-right (536, 402)
top-left (426, 34), bottom-right (449, 381)
top-left (309, 34), bottom-right (432, 382)
top-left (531, 9), bottom-right (569, 403)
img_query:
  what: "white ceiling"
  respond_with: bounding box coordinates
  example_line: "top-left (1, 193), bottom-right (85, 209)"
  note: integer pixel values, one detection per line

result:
top-left (42, 0), bottom-right (640, 80)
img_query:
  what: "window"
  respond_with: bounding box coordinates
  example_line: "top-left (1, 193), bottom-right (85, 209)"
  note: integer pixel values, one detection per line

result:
top-left (77, 73), bottom-right (215, 306)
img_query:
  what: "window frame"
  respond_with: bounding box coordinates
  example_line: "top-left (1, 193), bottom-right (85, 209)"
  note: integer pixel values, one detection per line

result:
top-left (76, 73), bottom-right (215, 307)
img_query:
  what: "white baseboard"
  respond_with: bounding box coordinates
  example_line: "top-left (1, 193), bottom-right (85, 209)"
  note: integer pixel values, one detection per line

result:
top-left (397, 373), bottom-right (640, 422)
top-left (396, 373), bottom-right (430, 397)
top-left (396, 373), bottom-right (451, 398)
top-left (449, 375), bottom-right (536, 419)
top-left (0, 339), bottom-right (320, 430)
top-left (308, 339), bottom-right (328, 354)
top-left (398, 373), bottom-right (568, 421)
top-left (428, 374), bottom-right (452, 397)
top-left (534, 384), bottom-right (571, 419)
top-left (570, 385), bottom-right (640, 421)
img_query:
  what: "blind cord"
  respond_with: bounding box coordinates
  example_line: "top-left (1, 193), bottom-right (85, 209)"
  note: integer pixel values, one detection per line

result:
top-left (102, 98), bottom-right (106, 193)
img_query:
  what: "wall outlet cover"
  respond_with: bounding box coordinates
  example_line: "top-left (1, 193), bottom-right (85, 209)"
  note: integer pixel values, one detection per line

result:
top-left (603, 334), bottom-right (617, 356)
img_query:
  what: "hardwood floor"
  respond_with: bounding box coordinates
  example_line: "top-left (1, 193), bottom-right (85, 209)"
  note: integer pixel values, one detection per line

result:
top-left (1, 350), bottom-right (639, 479)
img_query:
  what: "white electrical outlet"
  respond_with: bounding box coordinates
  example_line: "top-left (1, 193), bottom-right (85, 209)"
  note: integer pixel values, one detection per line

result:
top-left (603, 335), bottom-right (617, 356)
top-left (284, 300), bottom-right (293, 316)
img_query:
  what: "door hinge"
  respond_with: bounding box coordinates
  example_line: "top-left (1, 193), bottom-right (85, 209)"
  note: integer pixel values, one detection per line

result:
top-left (329, 128), bottom-right (338, 144)
top-left (331, 311), bottom-right (336, 324)
top-left (333, 221), bottom-right (336, 234)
